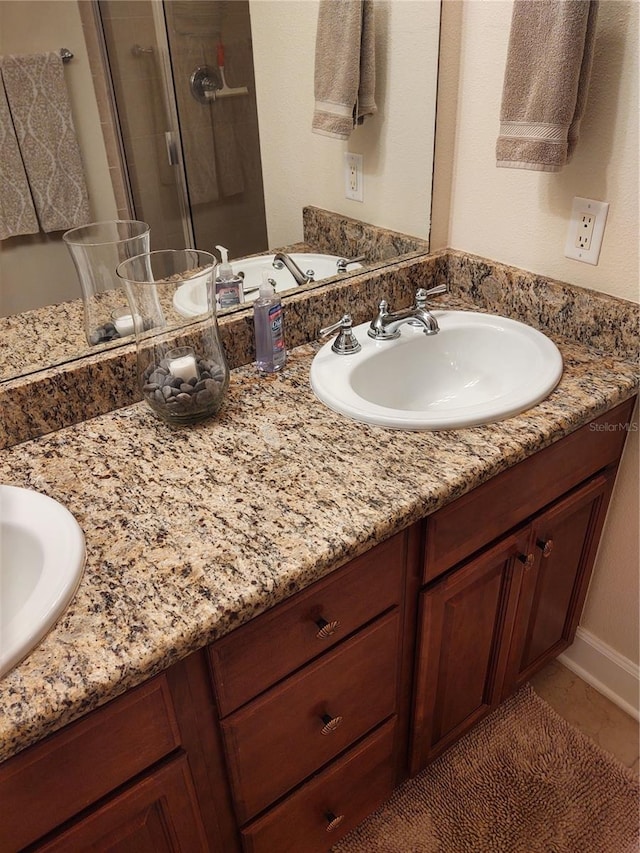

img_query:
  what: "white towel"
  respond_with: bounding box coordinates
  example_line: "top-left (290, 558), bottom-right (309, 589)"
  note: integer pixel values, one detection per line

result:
top-left (1, 52), bottom-right (90, 231)
top-left (497, 1), bottom-right (599, 172)
top-left (0, 75), bottom-right (39, 240)
top-left (312, 0), bottom-right (377, 140)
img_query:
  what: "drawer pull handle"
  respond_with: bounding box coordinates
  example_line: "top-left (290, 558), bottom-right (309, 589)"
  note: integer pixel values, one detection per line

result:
top-left (325, 811), bottom-right (345, 832)
top-left (536, 538), bottom-right (554, 558)
top-left (315, 617), bottom-right (341, 639)
top-left (518, 553), bottom-right (535, 569)
top-left (320, 713), bottom-right (344, 735)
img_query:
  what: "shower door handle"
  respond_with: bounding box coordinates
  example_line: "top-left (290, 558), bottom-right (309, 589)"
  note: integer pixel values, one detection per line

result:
top-left (164, 131), bottom-right (179, 167)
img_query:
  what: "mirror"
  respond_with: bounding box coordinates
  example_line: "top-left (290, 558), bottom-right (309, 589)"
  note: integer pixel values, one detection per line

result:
top-left (0, 0), bottom-right (441, 382)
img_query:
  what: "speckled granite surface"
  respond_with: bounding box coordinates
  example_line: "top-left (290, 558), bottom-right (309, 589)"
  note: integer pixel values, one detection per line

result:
top-left (0, 255), bottom-right (434, 448)
top-left (3, 249), bottom-right (638, 448)
top-left (0, 203), bottom-right (427, 384)
top-left (0, 253), bottom-right (638, 764)
top-left (303, 205), bottom-right (430, 261)
top-left (0, 242), bottom-right (323, 381)
top-left (0, 316), bottom-right (637, 763)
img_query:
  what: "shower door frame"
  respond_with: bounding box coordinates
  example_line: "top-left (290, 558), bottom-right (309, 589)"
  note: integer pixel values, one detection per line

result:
top-left (91, 0), bottom-right (195, 248)
top-left (149, 0), bottom-right (195, 248)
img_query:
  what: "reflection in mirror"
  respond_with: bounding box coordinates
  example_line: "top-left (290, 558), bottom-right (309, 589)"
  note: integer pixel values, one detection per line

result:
top-left (0, 0), bottom-right (441, 382)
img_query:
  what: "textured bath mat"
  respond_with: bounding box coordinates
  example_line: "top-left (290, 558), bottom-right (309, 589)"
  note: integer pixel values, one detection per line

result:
top-left (333, 683), bottom-right (639, 853)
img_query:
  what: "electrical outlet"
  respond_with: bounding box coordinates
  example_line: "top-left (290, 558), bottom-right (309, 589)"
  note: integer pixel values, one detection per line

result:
top-left (564, 197), bottom-right (609, 265)
top-left (344, 153), bottom-right (363, 202)
top-left (575, 212), bottom-right (595, 250)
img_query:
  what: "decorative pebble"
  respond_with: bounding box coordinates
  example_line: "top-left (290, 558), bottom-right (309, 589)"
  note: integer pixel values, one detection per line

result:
top-left (89, 323), bottom-right (122, 346)
top-left (196, 389), bottom-right (214, 405)
top-left (140, 351), bottom-right (228, 422)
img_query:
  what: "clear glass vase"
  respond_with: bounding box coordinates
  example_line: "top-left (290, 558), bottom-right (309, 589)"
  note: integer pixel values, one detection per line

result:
top-left (63, 220), bottom-right (150, 346)
top-left (116, 249), bottom-right (229, 426)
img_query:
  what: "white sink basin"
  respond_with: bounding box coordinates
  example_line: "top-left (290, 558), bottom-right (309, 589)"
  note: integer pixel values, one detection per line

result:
top-left (310, 310), bottom-right (563, 430)
top-left (1, 485), bottom-right (85, 676)
top-left (173, 253), bottom-right (362, 317)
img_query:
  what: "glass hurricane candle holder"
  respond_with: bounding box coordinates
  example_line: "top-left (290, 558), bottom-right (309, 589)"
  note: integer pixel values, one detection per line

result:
top-left (116, 249), bottom-right (229, 426)
top-left (63, 220), bottom-right (150, 346)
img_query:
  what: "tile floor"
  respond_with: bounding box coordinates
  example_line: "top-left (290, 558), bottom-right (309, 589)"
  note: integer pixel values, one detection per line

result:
top-left (530, 659), bottom-right (639, 775)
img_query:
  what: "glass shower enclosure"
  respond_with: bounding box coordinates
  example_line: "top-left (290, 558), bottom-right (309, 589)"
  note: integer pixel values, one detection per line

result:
top-left (97, 0), bottom-right (268, 259)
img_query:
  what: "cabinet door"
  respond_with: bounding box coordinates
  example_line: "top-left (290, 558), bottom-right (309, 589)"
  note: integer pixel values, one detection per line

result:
top-left (504, 471), bottom-right (616, 696)
top-left (36, 756), bottom-right (209, 853)
top-left (410, 530), bottom-right (529, 774)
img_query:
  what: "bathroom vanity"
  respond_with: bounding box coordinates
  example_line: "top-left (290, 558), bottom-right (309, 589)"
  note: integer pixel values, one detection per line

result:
top-left (0, 251), bottom-right (637, 851)
top-left (0, 398), bottom-right (633, 852)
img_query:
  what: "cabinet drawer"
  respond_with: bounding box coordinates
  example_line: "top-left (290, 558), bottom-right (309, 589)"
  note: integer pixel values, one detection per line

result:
top-left (241, 718), bottom-right (397, 853)
top-left (210, 531), bottom-right (406, 716)
top-left (424, 398), bottom-right (635, 582)
top-left (222, 610), bottom-right (400, 823)
top-left (0, 675), bottom-right (181, 851)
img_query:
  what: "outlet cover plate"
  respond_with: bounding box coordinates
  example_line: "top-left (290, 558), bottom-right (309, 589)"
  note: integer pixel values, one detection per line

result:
top-left (344, 153), bottom-right (364, 202)
top-left (564, 197), bottom-right (609, 265)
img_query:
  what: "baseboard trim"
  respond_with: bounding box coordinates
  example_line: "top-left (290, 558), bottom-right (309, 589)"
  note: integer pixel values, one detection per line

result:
top-left (559, 627), bottom-right (640, 721)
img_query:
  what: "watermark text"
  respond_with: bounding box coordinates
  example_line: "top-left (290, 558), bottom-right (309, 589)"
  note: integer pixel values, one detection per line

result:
top-left (589, 422), bottom-right (638, 432)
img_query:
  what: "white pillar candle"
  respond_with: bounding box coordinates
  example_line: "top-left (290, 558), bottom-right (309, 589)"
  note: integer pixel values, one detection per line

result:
top-left (112, 309), bottom-right (141, 336)
top-left (168, 349), bottom-right (198, 382)
top-left (113, 314), bottom-right (135, 336)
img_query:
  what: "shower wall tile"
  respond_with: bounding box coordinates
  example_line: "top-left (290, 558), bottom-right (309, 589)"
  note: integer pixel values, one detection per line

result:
top-left (98, 1), bottom-right (151, 20)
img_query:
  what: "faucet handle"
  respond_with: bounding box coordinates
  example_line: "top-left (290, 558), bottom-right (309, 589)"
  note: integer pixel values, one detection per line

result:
top-left (415, 284), bottom-right (447, 308)
top-left (336, 254), bottom-right (367, 273)
top-left (320, 314), bottom-right (361, 355)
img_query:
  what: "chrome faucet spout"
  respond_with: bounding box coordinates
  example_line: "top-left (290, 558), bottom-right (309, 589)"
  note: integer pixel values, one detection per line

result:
top-left (272, 252), bottom-right (314, 286)
top-left (368, 286), bottom-right (446, 340)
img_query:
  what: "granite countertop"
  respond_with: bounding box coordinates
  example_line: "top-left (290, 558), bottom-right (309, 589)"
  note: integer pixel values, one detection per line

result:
top-left (0, 242), bottom-right (316, 382)
top-left (0, 285), bottom-right (637, 764)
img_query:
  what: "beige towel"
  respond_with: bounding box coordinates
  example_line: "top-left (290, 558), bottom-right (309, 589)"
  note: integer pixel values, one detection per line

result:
top-left (1, 52), bottom-right (90, 231)
top-left (497, 0), bottom-right (599, 172)
top-left (0, 75), bottom-right (39, 240)
top-left (312, 0), bottom-right (377, 140)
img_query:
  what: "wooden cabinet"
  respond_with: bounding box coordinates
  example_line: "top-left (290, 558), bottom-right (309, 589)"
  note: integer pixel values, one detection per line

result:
top-left (209, 533), bottom-right (407, 717)
top-left (0, 399), bottom-right (634, 853)
top-left (221, 612), bottom-right (401, 822)
top-left (241, 719), bottom-right (398, 853)
top-left (410, 399), bottom-right (634, 775)
top-left (503, 471), bottom-right (615, 695)
top-left (0, 652), bottom-right (240, 853)
top-left (209, 528), bottom-right (420, 853)
top-left (411, 530), bottom-right (528, 767)
top-left (35, 757), bottom-right (209, 853)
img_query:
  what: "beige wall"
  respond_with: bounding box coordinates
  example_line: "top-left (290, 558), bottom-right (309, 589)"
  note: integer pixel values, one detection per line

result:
top-left (250, 0), bottom-right (441, 246)
top-left (0, 0), bottom-right (117, 315)
top-left (2, 0), bottom-right (441, 316)
top-left (432, 0), bottom-right (639, 663)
